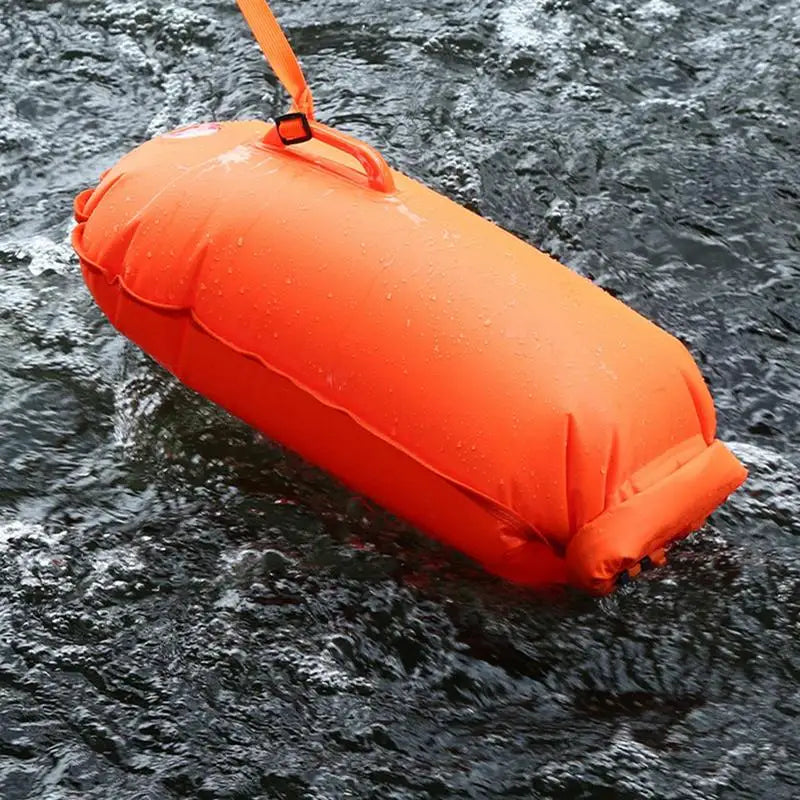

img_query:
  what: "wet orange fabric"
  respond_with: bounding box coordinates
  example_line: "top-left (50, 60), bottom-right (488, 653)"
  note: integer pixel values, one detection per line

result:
top-left (72, 118), bottom-right (746, 593)
top-left (71, 1), bottom-right (746, 593)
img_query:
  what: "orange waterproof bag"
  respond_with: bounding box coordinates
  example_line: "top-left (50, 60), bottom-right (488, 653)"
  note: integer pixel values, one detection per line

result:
top-left (72, 0), bottom-right (746, 593)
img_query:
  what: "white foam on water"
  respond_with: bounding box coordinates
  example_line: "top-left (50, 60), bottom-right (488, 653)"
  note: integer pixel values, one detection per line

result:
top-left (497, 0), bottom-right (573, 52)
top-left (0, 519), bottom-right (65, 552)
top-left (78, 544), bottom-right (148, 600)
top-left (4, 230), bottom-right (75, 277)
top-left (215, 588), bottom-right (243, 610)
top-left (112, 367), bottom-right (169, 450)
top-left (0, 520), bottom-right (72, 594)
top-left (89, 545), bottom-right (146, 576)
top-left (278, 642), bottom-right (374, 693)
top-left (633, 0), bottom-right (681, 21)
top-left (728, 440), bottom-right (797, 478)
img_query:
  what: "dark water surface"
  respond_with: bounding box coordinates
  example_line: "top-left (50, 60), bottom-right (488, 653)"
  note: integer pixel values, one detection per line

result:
top-left (1, 1), bottom-right (799, 797)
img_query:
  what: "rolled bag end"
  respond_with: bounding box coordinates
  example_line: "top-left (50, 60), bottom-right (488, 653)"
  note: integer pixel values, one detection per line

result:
top-left (567, 438), bottom-right (747, 595)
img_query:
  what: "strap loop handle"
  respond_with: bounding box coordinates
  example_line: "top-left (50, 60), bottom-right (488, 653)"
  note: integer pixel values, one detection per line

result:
top-left (237, 1), bottom-right (395, 194)
top-left (263, 118), bottom-right (396, 194)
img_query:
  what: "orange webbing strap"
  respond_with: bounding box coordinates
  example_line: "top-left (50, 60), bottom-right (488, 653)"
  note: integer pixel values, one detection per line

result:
top-left (236, 0), bottom-right (315, 120)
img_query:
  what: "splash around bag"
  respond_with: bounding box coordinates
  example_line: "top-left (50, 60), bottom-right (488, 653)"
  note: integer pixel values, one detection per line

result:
top-left (72, 0), bottom-right (746, 594)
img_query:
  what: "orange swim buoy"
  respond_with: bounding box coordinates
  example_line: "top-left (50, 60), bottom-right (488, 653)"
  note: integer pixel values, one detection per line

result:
top-left (72, 0), bottom-right (746, 594)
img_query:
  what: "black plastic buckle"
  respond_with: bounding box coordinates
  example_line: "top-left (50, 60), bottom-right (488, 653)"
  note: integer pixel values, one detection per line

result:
top-left (275, 112), bottom-right (312, 145)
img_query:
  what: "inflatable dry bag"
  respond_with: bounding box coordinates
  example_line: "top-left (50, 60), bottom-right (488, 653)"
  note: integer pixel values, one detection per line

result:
top-left (72, 0), bottom-right (747, 593)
